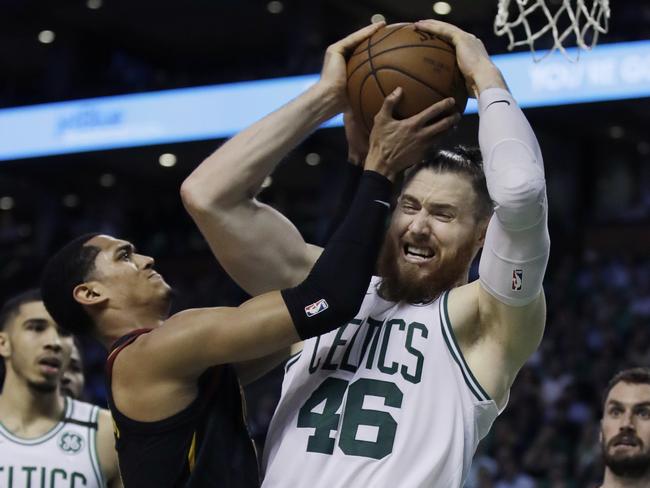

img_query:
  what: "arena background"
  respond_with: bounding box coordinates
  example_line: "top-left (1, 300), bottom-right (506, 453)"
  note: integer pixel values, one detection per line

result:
top-left (1, 1), bottom-right (650, 486)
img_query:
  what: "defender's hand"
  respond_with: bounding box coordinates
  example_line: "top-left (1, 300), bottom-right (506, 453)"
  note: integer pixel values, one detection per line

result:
top-left (343, 111), bottom-right (369, 166)
top-left (316, 22), bottom-right (385, 113)
top-left (364, 88), bottom-right (460, 181)
top-left (414, 19), bottom-right (507, 97)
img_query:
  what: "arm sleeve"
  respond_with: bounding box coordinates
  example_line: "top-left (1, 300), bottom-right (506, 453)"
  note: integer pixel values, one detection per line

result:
top-left (477, 88), bottom-right (550, 306)
top-left (282, 170), bottom-right (391, 339)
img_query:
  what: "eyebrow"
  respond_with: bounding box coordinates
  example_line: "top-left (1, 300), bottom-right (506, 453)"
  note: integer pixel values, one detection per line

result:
top-left (114, 243), bottom-right (136, 256)
top-left (401, 194), bottom-right (457, 210)
top-left (22, 318), bottom-right (50, 328)
top-left (608, 400), bottom-right (650, 409)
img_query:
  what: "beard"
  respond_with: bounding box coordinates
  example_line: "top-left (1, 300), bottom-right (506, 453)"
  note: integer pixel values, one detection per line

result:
top-left (377, 235), bottom-right (477, 303)
top-left (603, 435), bottom-right (650, 479)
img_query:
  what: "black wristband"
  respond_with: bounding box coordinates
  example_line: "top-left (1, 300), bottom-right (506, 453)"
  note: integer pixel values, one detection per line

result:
top-left (282, 170), bottom-right (392, 340)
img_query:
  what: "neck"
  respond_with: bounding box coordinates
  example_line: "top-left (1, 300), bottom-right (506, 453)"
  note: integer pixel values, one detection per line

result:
top-left (602, 469), bottom-right (650, 488)
top-left (0, 371), bottom-right (65, 427)
top-left (97, 306), bottom-right (165, 349)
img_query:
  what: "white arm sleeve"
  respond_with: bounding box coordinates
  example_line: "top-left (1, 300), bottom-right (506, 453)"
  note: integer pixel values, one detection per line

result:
top-left (478, 88), bottom-right (550, 306)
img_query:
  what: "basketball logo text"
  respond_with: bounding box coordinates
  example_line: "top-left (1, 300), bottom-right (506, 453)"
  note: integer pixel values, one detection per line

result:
top-left (512, 269), bottom-right (523, 291)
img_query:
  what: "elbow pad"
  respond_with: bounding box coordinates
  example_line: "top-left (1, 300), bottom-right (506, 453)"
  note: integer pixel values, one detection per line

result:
top-left (479, 88), bottom-right (546, 231)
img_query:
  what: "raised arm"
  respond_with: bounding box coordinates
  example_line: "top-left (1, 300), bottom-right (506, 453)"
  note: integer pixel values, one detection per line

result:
top-left (415, 20), bottom-right (550, 405)
top-left (115, 166), bottom-right (396, 420)
top-left (180, 23), bottom-right (385, 296)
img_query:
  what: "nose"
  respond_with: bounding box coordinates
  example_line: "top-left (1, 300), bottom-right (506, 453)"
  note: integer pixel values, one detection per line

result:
top-left (139, 254), bottom-right (155, 270)
top-left (408, 211), bottom-right (431, 238)
top-left (621, 412), bottom-right (636, 430)
top-left (44, 330), bottom-right (63, 353)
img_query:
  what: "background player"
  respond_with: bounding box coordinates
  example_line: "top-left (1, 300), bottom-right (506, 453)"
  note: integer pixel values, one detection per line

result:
top-left (600, 367), bottom-right (650, 487)
top-left (61, 336), bottom-right (85, 399)
top-left (0, 290), bottom-right (122, 487)
top-left (181, 19), bottom-right (550, 487)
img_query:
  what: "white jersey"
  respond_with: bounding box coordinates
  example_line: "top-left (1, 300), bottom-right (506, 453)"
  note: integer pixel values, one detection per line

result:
top-left (0, 397), bottom-right (105, 487)
top-left (263, 278), bottom-right (503, 488)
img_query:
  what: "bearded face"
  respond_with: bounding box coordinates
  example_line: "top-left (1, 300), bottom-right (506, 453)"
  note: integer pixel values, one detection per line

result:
top-left (376, 169), bottom-right (486, 303)
top-left (601, 382), bottom-right (650, 480)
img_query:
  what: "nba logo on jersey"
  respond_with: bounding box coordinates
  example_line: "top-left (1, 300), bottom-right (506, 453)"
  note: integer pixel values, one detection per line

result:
top-left (512, 269), bottom-right (523, 291)
top-left (305, 299), bottom-right (328, 317)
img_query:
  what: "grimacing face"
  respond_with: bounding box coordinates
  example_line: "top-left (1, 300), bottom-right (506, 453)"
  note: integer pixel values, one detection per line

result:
top-left (378, 169), bottom-right (486, 302)
top-left (0, 301), bottom-right (72, 392)
top-left (82, 235), bottom-right (171, 312)
top-left (601, 381), bottom-right (650, 478)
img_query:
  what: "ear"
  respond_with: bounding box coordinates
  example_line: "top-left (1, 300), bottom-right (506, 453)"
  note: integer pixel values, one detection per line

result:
top-left (474, 218), bottom-right (489, 250)
top-left (0, 331), bottom-right (11, 359)
top-left (73, 282), bottom-right (109, 308)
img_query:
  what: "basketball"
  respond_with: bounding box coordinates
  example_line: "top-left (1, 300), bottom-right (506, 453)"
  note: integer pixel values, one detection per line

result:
top-left (347, 23), bottom-right (468, 132)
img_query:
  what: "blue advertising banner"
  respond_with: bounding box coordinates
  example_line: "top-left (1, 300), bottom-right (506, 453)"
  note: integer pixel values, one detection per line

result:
top-left (1, 40), bottom-right (649, 161)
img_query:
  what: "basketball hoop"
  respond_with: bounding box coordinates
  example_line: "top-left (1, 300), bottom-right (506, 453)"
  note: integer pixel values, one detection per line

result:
top-left (494, 0), bottom-right (611, 61)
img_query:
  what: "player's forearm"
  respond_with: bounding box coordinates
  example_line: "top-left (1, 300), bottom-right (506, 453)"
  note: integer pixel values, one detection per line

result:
top-left (282, 170), bottom-right (392, 339)
top-left (472, 64), bottom-right (509, 97)
top-left (181, 82), bottom-right (339, 211)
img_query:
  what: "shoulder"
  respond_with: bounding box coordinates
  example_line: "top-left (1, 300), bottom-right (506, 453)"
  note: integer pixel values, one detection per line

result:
top-left (446, 281), bottom-right (481, 341)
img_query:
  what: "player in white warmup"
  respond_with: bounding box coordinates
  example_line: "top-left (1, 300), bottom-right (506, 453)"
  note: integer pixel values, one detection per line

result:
top-left (182, 20), bottom-right (549, 487)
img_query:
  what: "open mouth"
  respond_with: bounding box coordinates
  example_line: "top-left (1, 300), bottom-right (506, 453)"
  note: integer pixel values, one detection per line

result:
top-left (402, 244), bottom-right (435, 264)
top-left (38, 357), bottom-right (62, 374)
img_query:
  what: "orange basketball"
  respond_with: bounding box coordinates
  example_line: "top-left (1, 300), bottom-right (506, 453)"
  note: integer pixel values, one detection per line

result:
top-left (347, 23), bottom-right (468, 133)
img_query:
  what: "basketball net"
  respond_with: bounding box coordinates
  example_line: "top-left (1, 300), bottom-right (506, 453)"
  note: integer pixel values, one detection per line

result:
top-left (494, 0), bottom-right (610, 61)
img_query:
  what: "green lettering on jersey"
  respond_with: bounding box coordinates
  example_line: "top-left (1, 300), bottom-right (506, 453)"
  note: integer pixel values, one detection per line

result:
top-left (308, 335), bottom-right (323, 373)
top-left (322, 324), bottom-right (349, 370)
top-left (339, 378), bottom-right (403, 460)
top-left (50, 468), bottom-right (67, 487)
top-left (298, 378), bottom-right (404, 460)
top-left (361, 317), bottom-right (383, 369)
top-left (22, 466), bottom-right (36, 488)
top-left (340, 319), bottom-right (363, 373)
top-left (378, 319), bottom-right (402, 375)
top-left (401, 321), bottom-right (428, 384)
top-left (297, 377), bottom-right (348, 454)
top-left (71, 472), bottom-right (88, 487)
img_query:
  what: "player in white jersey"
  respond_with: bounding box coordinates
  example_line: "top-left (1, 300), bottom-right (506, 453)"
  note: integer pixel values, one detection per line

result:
top-left (182, 20), bottom-right (549, 487)
top-left (0, 290), bottom-right (122, 487)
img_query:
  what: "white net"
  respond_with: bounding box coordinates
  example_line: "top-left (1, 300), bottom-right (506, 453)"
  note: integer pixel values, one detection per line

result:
top-left (494, 0), bottom-right (611, 61)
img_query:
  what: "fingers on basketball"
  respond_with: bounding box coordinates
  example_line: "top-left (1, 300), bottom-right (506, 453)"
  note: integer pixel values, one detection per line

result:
top-left (346, 22), bottom-right (468, 132)
top-left (413, 97), bottom-right (456, 126)
top-left (334, 22), bottom-right (386, 55)
top-left (377, 87), bottom-right (403, 118)
top-left (422, 111), bottom-right (461, 138)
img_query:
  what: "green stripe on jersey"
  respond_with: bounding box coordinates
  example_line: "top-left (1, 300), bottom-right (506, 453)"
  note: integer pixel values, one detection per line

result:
top-left (439, 291), bottom-right (490, 402)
